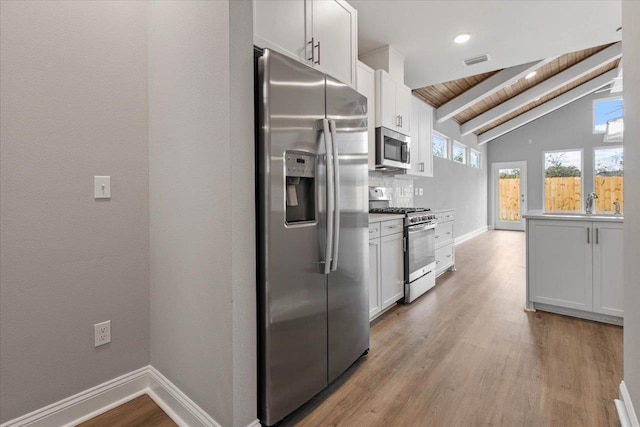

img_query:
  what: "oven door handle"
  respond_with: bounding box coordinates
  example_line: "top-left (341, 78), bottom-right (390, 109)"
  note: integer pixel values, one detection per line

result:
top-left (408, 223), bottom-right (436, 233)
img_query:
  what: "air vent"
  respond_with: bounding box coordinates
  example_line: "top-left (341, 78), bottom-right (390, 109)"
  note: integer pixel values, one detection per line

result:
top-left (464, 54), bottom-right (490, 66)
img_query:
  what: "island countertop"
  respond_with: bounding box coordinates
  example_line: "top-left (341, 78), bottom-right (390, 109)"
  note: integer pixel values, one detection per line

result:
top-left (523, 210), bottom-right (623, 223)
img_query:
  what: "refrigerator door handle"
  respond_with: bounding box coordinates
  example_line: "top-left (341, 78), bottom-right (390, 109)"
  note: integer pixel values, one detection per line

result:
top-left (322, 118), bottom-right (334, 275)
top-left (329, 119), bottom-right (340, 271)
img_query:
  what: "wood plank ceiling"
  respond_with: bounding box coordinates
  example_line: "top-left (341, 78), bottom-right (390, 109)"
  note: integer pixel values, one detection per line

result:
top-left (412, 43), bottom-right (618, 136)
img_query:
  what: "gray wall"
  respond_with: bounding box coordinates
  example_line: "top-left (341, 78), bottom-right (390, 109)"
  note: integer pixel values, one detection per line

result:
top-left (623, 0), bottom-right (640, 414)
top-left (149, 1), bottom-right (256, 426)
top-left (487, 90), bottom-right (621, 225)
top-left (0, 1), bottom-right (149, 422)
top-left (414, 114), bottom-right (489, 237)
top-left (229, 1), bottom-right (259, 425)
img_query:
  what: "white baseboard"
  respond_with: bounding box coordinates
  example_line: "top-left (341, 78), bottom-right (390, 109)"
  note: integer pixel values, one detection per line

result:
top-left (0, 365), bottom-right (249, 427)
top-left (617, 381), bottom-right (640, 427)
top-left (454, 226), bottom-right (488, 246)
top-left (147, 366), bottom-right (221, 427)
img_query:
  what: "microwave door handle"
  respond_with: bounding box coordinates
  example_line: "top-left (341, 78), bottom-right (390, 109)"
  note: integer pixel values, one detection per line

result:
top-left (322, 118), bottom-right (334, 275)
top-left (329, 120), bottom-right (340, 271)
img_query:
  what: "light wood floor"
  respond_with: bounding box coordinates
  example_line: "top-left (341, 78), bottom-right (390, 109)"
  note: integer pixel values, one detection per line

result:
top-left (79, 394), bottom-right (176, 427)
top-left (284, 230), bottom-right (623, 427)
top-left (83, 231), bottom-right (622, 426)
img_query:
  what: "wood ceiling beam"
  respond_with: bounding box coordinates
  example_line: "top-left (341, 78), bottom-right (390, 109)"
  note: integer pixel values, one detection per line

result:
top-left (461, 42), bottom-right (622, 136)
top-left (477, 67), bottom-right (619, 145)
top-left (435, 58), bottom-right (555, 123)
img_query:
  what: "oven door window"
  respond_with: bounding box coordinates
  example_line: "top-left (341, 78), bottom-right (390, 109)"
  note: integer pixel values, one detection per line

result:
top-left (407, 225), bottom-right (436, 277)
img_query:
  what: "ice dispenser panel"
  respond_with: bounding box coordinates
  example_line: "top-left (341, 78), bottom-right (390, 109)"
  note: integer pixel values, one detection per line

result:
top-left (285, 151), bottom-right (316, 224)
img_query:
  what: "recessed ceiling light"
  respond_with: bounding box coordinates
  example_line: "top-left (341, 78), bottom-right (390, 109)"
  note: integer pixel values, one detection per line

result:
top-left (525, 71), bottom-right (537, 80)
top-left (454, 33), bottom-right (471, 44)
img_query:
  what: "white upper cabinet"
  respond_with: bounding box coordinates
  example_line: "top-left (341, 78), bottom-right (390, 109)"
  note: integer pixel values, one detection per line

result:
top-left (356, 61), bottom-right (376, 170)
top-left (375, 69), bottom-right (411, 136)
top-left (253, 0), bottom-right (308, 63)
top-left (253, 0), bottom-right (357, 88)
top-left (408, 96), bottom-right (434, 177)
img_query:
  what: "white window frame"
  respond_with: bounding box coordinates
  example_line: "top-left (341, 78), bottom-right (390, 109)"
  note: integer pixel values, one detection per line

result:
top-left (432, 131), bottom-right (449, 160)
top-left (542, 148), bottom-right (584, 212)
top-left (469, 149), bottom-right (481, 168)
top-left (593, 96), bottom-right (623, 134)
top-left (452, 140), bottom-right (467, 165)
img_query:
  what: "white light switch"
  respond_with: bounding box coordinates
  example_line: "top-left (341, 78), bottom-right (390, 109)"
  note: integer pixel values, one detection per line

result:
top-left (94, 176), bottom-right (111, 199)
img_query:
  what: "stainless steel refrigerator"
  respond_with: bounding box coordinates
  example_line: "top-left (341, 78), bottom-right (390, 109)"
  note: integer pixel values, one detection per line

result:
top-left (256, 48), bottom-right (370, 426)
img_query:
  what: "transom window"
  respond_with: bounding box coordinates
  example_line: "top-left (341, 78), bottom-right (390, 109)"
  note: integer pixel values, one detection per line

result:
top-left (452, 141), bottom-right (467, 164)
top-left (469, 149), bottom-right (481, 168)
top-left (593, 97), bottom-right (623, 134)
top-left (432, 132), bottom-right (448, 159)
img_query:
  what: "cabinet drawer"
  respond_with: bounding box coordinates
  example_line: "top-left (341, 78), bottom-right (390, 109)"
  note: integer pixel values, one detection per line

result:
top-left (380, 219), bottom-right (404, 237)
top-left (435, 211), bottom-right (454, 222)
top-left (369, 223), bottom-right (381, 240)
top-left (436, 243), bottom-right (454, 272)
top-left (435, 221), bottom-right (454, 244)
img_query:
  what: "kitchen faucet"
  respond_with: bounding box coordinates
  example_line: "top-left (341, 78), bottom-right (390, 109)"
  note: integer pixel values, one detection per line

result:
top-left (614, 201), bottom-right (621, 215)
top-left (585, 192), bottom-right (598, 214)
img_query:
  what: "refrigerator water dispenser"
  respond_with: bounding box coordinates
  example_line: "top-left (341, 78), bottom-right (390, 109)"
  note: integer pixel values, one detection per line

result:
top-left (285, 151), bottom-right (315, 224)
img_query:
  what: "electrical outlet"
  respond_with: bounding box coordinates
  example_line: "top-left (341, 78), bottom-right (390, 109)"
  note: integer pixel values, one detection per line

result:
top-left (94, 320), bottom-right (111, 347)
top-left (415, 188), bottom-right (419, 195)
top-left (419, 188), bottom-right (424, 195)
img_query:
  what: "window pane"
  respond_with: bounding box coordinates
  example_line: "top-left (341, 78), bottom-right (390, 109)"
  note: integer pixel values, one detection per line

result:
top-left (544, 150), bottom-right (582, 212)
top-left (595, 147), bottom-right (623, 213)
top-left (499, 169), bottom-right (521, 221)
top-left (432, 134), bottom-right (446, 158)
top-left (470, 150), bottom-right (480, 168)
top-left (452, 142), bottom-right (466, 164)
top-left (594, 98), bottom-right (623, 133)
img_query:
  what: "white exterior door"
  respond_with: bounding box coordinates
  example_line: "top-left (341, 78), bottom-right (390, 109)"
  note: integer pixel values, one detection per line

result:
top-left (492, 161), bottom-right (527, 231)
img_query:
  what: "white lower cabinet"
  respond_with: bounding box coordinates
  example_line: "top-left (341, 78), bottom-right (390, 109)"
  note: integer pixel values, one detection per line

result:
top-left (368, 238), bottom-right (382, 318)
top-left (369, 219), bottom-right (405, 320)
top-left (527, 219), bottom-right (623, 319)
top-left (380, 232), bottom-right (405, 309)
top-left (434, 210), bottom-right (455, 277)
top-left (593, 222), bottom-right (624, 316)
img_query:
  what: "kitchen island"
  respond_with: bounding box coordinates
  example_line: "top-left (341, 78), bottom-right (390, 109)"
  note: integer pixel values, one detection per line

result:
top-left (523, 210), bottom-right (623, 325)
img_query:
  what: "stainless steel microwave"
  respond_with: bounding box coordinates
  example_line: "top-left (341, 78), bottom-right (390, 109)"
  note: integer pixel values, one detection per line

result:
top-left (375, 127), bottom-right (411, 170)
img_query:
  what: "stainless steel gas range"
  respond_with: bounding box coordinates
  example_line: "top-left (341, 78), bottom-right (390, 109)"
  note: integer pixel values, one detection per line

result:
top-left (369, 188), bottom-right (437, 303)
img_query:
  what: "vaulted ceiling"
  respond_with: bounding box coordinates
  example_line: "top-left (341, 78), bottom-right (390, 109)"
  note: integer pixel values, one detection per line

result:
top-left (412, 43), bottom-right (622, 144)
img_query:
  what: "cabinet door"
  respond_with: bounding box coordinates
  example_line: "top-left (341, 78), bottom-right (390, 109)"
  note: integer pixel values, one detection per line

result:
top-left (593, 222), bottom-right (624, 316)
top-left (311, 0), bottom-right (357, 87)
top-left (408, 96), bottom-right (434, 177)
top-left (369, 238), bottom-right (382, 319)
top-left (380, 232), bottom-right (405, 309)
top-left (357, 61), bottom-right (376, 171)
top-left (395, 84), bottom-right (412, 135)
top-left (376, 70), bottom-right (397, 130)
top-left (528, 220), bottom-right (593, 311)
top-left (420, 101), bottom-right (434, 177)
top-left (254, 0), bottom-right (309, 64)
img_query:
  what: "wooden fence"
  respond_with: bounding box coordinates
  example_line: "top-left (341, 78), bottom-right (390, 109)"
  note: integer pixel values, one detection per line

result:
top-left (595, 176), bottom-right (624, 212)
top-left (498, 178), bottom-right (521, 221)
top-left (544, 177), bottom-right (582, 211)
top-left (497, 176), bottom-right (624, 214)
